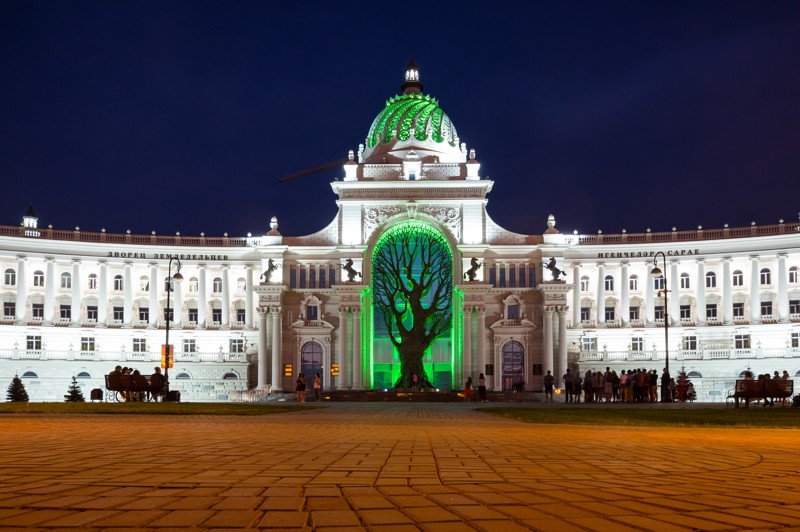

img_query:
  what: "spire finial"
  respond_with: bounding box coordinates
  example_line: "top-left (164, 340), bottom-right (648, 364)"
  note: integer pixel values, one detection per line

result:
top-left (400, 57), bottom-right (424, 95)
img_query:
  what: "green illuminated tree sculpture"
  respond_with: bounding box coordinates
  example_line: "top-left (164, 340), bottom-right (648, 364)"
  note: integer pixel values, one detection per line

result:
top-left (372, 223), bottom-right (452, 388)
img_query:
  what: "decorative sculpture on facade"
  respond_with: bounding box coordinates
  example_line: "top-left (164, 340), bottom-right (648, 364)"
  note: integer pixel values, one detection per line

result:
top-left (340, 259), bottom-right (362, 282)
top-left (260, 259), bottom-right (281, 283)
top-left (545, 257), bottom-right (566, 281)
top-left (464, 257), bottom-right (482, 281)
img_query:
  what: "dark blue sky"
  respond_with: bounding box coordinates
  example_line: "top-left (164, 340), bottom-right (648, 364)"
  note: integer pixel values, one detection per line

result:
top-left (2, 1), bottom-right (799, 238)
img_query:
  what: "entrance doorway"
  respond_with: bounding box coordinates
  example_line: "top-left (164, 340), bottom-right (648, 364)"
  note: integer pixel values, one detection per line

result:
top-left (501, 340), bottom-right (524, 391)
top-left (301, 341), bottom-right (323, 389)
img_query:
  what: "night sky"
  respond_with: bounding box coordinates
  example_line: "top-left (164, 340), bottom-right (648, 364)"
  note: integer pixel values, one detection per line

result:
top-left (2, 1), bottom-right (799, 239)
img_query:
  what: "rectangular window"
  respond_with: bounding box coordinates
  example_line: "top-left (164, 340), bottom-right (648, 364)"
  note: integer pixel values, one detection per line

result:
top-left (236, 308), bottom-right (246, 323)
top-left (132, 338), bottom-right (147, 352)
top-left (498, 268), bottom-right (506, 288)
top-left (32, 303), bottom-right (44, 320)
top-left (139, 307), bottom-right (149, 322)
top-left (87, 306), bottom-right (98, 321)
top-left (582, 337), bottom-right (597, 352)
top-left (631, 337), bottom-right (643, 351)
top-left (212, 308), bottom-right (222, 324)
top-left (230, 339), bottom-right (245, 353)
top-left (183, 339), bottom-right (196, 352)
top-left (188, 308), bottom-right (198, 323)
top-left (528, 267), bottom-right (536, 287)
top-left (733, 302), bottom-right (745, 318)
top-left (790, 300), bottom-right (800, 315)
top-left (734, 334), bottom-right (751, 349)
top-left (604, 277), bottom-right (614, 291)
top-left (629, 307), bottom-right (640, 321)
top-left (680, 305), bottom-right (691, 320)
top-left (604, 307), bottom-right (615, 321)
top-left (706, 274), bottom-right (716, 288)
top-left (113, 307), bottom-right (123, 322)
top-left (310, 269), bottom-right (316, 289)
top-left (732, 271), bottom-right (743, 287)
top-left (60, 305), bottom-right (71, 320)
top-left (26, 335), bottom-right (42, 350)
top-left (706, 304), bottom-right (718, 319)
top-left (653, 277), bottom-right (665, 290)
top-left (330, 267), bottom-right (337, 286)
top-left (509, 268), bottom-right (516, 288)
top-left (88, 275), bottom-right (97, 290)
top-left (580, 278), bottom-right (589, 292)
top-left (80, 337), bottom-right (95, 352)
top-left (289, 267), bottom-right (297, 289)
top-left (761, 301), bottom-right (773, 316)
top-left (790, 269), bottom-right (798, 284)
top-left (319, 269), bottom-right (327, 289)
top-left (3, 302), bottom-right (15, 318)
top-left (792, 332), bottom-right (799, 349)
top-left (33, 272), bottom-right (44, 287)
top-left (682, 336), bottom-right (697, 350)
top-left (489, 267), bottom-right (496, 287)
top-left (680, 275), bottom-right (690, 289)
top-left (299, 269), bottom-right (306, 289)
top-left (655, 306), bottom-right (665, 320)
top-left (519, 267), bottom-right (526, 288)
top-left (629, 277), bottom-right (639, 291)
top-left (507, 304), bottom-right (519, 320)
top-left (580, 307), bottom-right (591, 322)
top-left (61, 275), bottom-right (71, 289)
top-left (164, 308), bottom-right (173, 322)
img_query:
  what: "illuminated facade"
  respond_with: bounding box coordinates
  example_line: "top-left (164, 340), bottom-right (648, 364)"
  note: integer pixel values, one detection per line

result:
top-left (1, 63), bottom-right (799, 401)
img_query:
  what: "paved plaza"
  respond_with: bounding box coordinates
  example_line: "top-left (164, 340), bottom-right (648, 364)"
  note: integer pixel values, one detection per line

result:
top-left (1, 403), bottom-right (800, 530)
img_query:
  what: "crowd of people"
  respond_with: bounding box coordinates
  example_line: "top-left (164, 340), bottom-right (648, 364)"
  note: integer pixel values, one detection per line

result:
top-left (106, 365), bottom-right (166, 401)
top-left (561, 367), bottom-right (687, 403)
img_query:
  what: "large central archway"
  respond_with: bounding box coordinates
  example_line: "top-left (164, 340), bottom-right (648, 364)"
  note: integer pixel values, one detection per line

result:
top-left (369, 220), bottom-right (457, 389)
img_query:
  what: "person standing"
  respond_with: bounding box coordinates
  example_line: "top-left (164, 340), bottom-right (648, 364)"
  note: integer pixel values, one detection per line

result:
top-left (563, 368), bottom-right (573, 403)
top-left (296, 373), bottom-right (306, 403)
top-left (543, 370), bottom-right (554, 403)
top-left (463, 376), bottom-right (473, 402)
top-left (477, 373), bottom-right (487, 403)
top-left (313, 373), bottom-right (322, 401)
top-left (661, 368), bottom-right (671, 402)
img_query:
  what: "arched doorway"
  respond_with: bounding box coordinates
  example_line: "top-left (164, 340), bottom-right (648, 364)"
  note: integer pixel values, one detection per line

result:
top-left (501, 340), bottom-right (524, 391)
top-left (301, 341), bottom-right (323, 388)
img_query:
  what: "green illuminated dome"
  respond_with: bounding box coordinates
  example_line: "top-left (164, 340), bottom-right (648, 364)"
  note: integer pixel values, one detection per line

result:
top-left (361, 61), bottom-right (464, 164)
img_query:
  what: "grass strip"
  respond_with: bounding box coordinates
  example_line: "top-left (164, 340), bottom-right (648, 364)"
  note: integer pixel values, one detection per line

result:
top-left (0, 402), bottom-right (320, 415)
top-left (479, 407), bottom-right (800, 429)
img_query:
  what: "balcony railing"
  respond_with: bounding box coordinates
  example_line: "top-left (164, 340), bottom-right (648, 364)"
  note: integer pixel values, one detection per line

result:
top-left (578, 346), bottom-right (800, 362)
top-left (0, 348), bottom-right (249, 363)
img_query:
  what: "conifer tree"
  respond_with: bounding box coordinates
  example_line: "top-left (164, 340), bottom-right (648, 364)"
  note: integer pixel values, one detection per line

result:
top-left (6, 374), bottom-right (29, 402)
top-left (64, 376), bottom-right (85, 402)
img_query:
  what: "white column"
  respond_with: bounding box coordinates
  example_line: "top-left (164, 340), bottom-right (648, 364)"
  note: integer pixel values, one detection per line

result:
top-left (44, 258), bottom-right (55, 324)
top-left (750, 256), bottom-right (760, 323)
top-left (221, 265), bottom-right (230, 327)
top-left (778, 253), bottom-right (789, 322)
top-left (123, 262), bottom-right (133, 326)
top-left (596, 263), bottom-right (605, 326)
top-left (571, 263), bottom-right (581, 326)
top-left (722, 258), bottom-right (733, 324)
top-left (620, 262), bottom-right (630, 327)
top-left (258, 308), bottom-right (268, 387)
top-left (463, 306), bottom-right (472, 379)
top-left (245, 265), bottom-right (254, 329)
top-left (198, 264), bottom-right (207, 328)
top-left (695, 259), bottom-right (706, 325)
top-left (271, 307), bottom-right (283, 391)
top-left (477, 308), bottom-right (487, 384)
top-left (71, 259), bottom-right (81, 325)
top-left (148, 263), bottom-right (158, 328)
top-left (337, 308), bottom-right (349, 389)
top-left (557, 308), bottom-right (568, 387)
top-left (542, 307), bottom-right (554, 381)
top-left (97, 261), bottom-right (108, 326)
top-left (669, 260), bottom-right (679, 326)
top-left (645, 264), bottom-right (655, 325)
top-left (173, 269), bottom-right (183, 327)
top-left (15, 256), bottom-right (27, 322)
top-left (352, 308), bottom-right (362, 390)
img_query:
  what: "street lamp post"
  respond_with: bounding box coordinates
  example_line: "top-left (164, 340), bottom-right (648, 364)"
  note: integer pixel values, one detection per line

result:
top-left (650, 251), bottom-right (670, 400)
top-left (164, 257), bottom-right (183, 398)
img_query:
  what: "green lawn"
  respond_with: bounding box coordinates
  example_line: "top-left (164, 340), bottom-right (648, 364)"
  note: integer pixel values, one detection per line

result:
top-left (0, 402), bottom-right (319, 415)
top-left (479, 406), bottom-right (800, 428)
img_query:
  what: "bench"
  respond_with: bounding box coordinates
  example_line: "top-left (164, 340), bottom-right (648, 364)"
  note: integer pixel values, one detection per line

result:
top-left (105, 374), bottom-right (165, 402)
top-left (726, 379), bottom-right (793, 408)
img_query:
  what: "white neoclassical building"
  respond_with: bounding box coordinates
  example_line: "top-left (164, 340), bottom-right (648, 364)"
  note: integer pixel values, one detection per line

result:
top-left (1, 63), bottom-right (798, 401)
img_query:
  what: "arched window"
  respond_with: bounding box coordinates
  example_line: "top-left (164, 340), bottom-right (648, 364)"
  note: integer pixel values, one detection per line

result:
top-left (760, 268), bottom-right (771, 285)
top-left (705, 272), bottom-right (717, 288)
top-left (790, 266), bottom-right (799, 284)
top-left (223, 372), bottom-right (239, 380)
top-left (629, 274), bottom-right (639, 291)
top-left (22, 371), bottom-right (38, 378)
top-left (501, 340), bottom-right (524, 392)
top-left (4, 268), bottom-right (16, 286)
top-left (653, 275), bottom-right (665, 291)
top-left (76, 371), bottom-right (91, 379)
top-left (164, 276), bottom-right (175, 292)
top-left (580, 275), bottom-right (590, 292)
top-left (88, 273), bottom-right (97, 290)
top-left (680, 273), bottom-right (690, 289)
top-left (236, 278), bottom-right (246, 293)
top-left (686, 371), bottom-right (702, 379)
top-left (732, 270), bottom-right (743, 286)
top-left (176, 372), bottom-right (191, 379)
top-left (61, 272), bottom-right (72, 289)
top-left (33, 270), bottom-right (44, 287)
top-left (301, 341), bottom-right (323, 384)
top-left (139, 276), bottom-right (149, 291)
top-left (604, 275), bottom-right (614, 291)
top-left (212, 277), bottom-right (222, 293)
top-left (113, 274), bottom-right (123, 291)
top-left (188, 277), bottom-right (199, 292)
